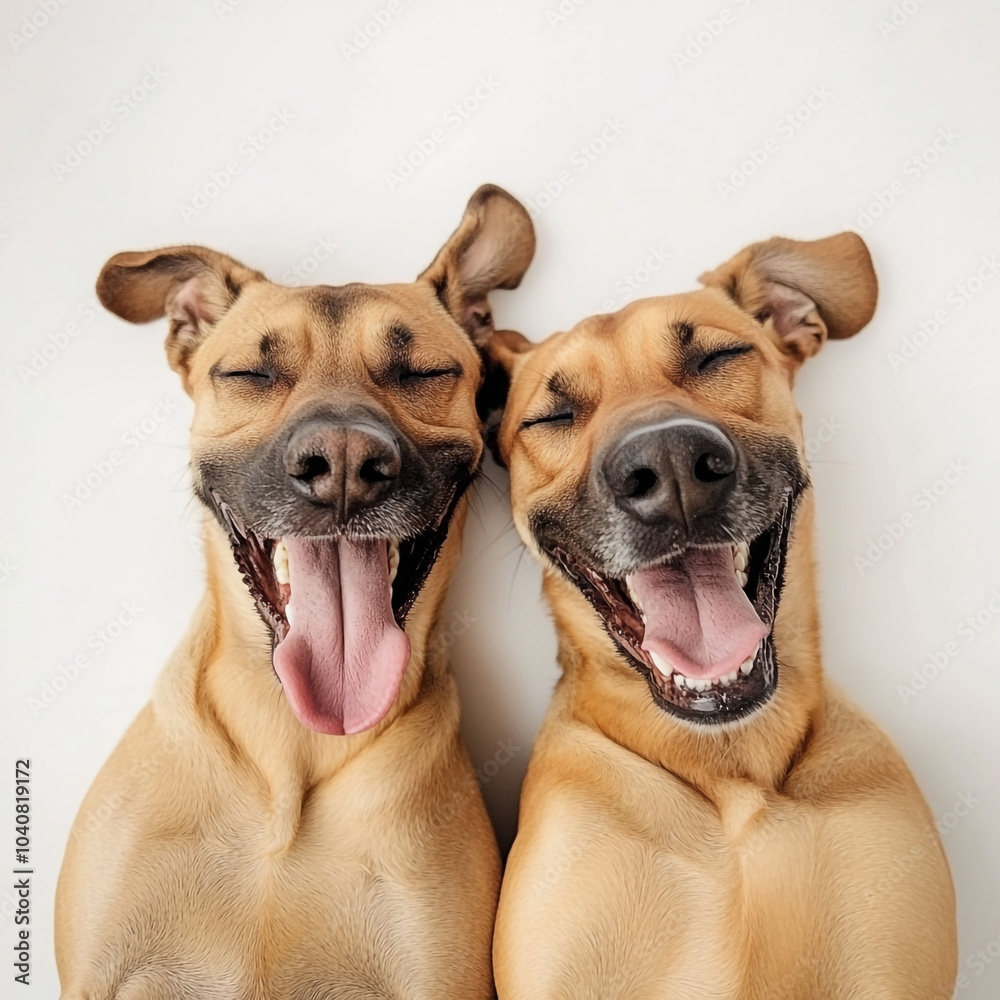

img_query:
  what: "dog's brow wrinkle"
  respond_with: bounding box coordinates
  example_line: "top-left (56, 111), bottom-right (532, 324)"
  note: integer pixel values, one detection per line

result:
top-left (546, 372), bottom-right (571, 396)
top-left (673, 320), bottom-right (695, 345)
top-left (388, 322), bottom-right (412, 347)
top-left (308, 285), bottom-right (361, 326)
top-left (224, 273), bottom-right (242, 301)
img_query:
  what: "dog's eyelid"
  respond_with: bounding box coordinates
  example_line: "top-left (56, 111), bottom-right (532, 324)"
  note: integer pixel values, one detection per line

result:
top-left (520, 409), bottom-right (575, 430)
top-left (693, 343), bottom-right (755, 372)
top-left (210, 362), bottom-right (276, 382)
top-left (397, 363), bottom-right (463, 383)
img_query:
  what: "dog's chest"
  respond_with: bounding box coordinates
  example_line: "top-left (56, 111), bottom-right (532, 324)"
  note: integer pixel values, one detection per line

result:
top-left (84, 802), bottom-right (446, 1000)
top-left (102, 847), bottom-right (429, 999)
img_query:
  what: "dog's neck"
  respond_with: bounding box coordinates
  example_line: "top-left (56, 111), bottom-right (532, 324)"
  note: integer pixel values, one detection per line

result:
top-left (154, 510), bottom-right (464, 839)
top-left (545, 492), bottom-right (825, 795)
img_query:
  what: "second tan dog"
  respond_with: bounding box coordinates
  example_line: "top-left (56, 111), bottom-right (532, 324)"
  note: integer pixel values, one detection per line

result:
top-left (55, 185), bottom-right (535, 1000)
top-left (488, 233), bottom-right (957, 998)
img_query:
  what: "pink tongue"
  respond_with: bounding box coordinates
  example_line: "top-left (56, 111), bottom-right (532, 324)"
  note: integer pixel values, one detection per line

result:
top-left (631, 547), bottom-right (768, 680)
top-left (272, 537), bottom-right (411, 735)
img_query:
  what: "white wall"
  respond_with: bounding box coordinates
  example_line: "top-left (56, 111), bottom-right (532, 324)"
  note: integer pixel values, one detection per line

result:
top-left (2, 1), bottom-right (998, 995)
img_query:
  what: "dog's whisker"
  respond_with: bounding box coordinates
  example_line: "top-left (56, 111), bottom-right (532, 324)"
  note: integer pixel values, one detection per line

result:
top-left (506, 542), bottom-right (530, 613)
top-left (483, 518), bottom-right (518, 551)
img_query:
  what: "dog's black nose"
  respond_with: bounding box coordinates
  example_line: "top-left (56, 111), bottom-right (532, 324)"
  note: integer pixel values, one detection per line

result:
top-left (601, 416), bottom-right (738, 526)
top-left (283, 416), bottom-right (401, 517)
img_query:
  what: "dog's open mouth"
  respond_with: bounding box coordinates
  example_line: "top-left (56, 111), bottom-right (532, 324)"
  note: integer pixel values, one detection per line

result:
top-left (547, 491), bottom-right (797, 724)
top-left (207, 484), bottom-right (467, 736)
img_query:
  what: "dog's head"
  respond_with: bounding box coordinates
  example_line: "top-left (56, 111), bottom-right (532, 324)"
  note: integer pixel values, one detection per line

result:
top-left (490, 233), bottom-right (876, 726)
top-left (97, 184), bottom-right (534, 736)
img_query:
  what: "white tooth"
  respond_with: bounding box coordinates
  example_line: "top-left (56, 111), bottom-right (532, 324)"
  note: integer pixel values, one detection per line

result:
top-left (739, 570), bottom-right (748, 588)
top-left (273, 540), bottom-right (290, 586)
top-left (387, 541), bottom-right (400, 585)
top-left (740, 657), bottom-right (754, 675)
top-left (674, 674), bottom-right (687, 689)
top-left (284, 602), bottom-right (295, 627)
top-left (625, 574), bottom-right (642, 611)
top-left (720, 671), bottom-right (735, 687)
top-left (649, 650), bottom-right (673, 678)
top-left (734, 542), bottom-right (749, 573)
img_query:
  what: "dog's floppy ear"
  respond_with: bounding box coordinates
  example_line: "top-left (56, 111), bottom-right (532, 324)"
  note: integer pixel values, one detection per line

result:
top-left (698, 232), bottom-right (877, 366)
top-left (96, 245), bottom-right (264, 385)
top-left (477, 328), bottom-right (534, 466)
top-left (419, 183), bottom-right (536, 346)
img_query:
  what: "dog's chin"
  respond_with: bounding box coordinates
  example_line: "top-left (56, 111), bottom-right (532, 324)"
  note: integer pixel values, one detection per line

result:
top-left (542, 489), bottom-right (799, 726)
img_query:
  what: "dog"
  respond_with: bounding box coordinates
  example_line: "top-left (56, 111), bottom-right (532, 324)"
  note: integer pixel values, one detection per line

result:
top-left (55, 184), bottom-right (535, 1000)
top-left (486, 233), bottom-right (957, 998)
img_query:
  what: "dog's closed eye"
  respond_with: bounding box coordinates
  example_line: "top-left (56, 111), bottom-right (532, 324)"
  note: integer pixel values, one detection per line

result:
top-left (521, 409), bottom-right (574, 430)
top-left (216, 368), bottom-right (274, 382)
top-left (693, 344), bottom-right (754, 374)
top-left (397, 365), bottom-right (463, 385)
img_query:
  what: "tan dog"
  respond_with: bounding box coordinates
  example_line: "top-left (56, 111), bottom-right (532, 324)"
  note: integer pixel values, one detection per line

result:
top-left (488, 233), bottom-right (957, 999)
top-left (55, 185), bottom-right (535, 1000)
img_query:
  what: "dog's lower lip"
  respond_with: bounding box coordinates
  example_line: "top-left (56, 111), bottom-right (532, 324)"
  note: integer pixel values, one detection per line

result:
top-left (544, 490), bottom-right (797, 724)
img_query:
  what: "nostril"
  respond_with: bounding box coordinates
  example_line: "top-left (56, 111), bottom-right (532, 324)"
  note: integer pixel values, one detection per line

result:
top-left (359, 457), bottom-right (394, 484)
top-left (623, 467), bottom-right (658, 499)
top-left (694, 451), bottom-right (734, 483)
top-left (296, 454), bottom-right (330, 482)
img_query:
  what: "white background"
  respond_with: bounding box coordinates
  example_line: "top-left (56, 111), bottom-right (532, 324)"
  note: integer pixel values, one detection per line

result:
top-left (2, 0), bottom-right (999, 995)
